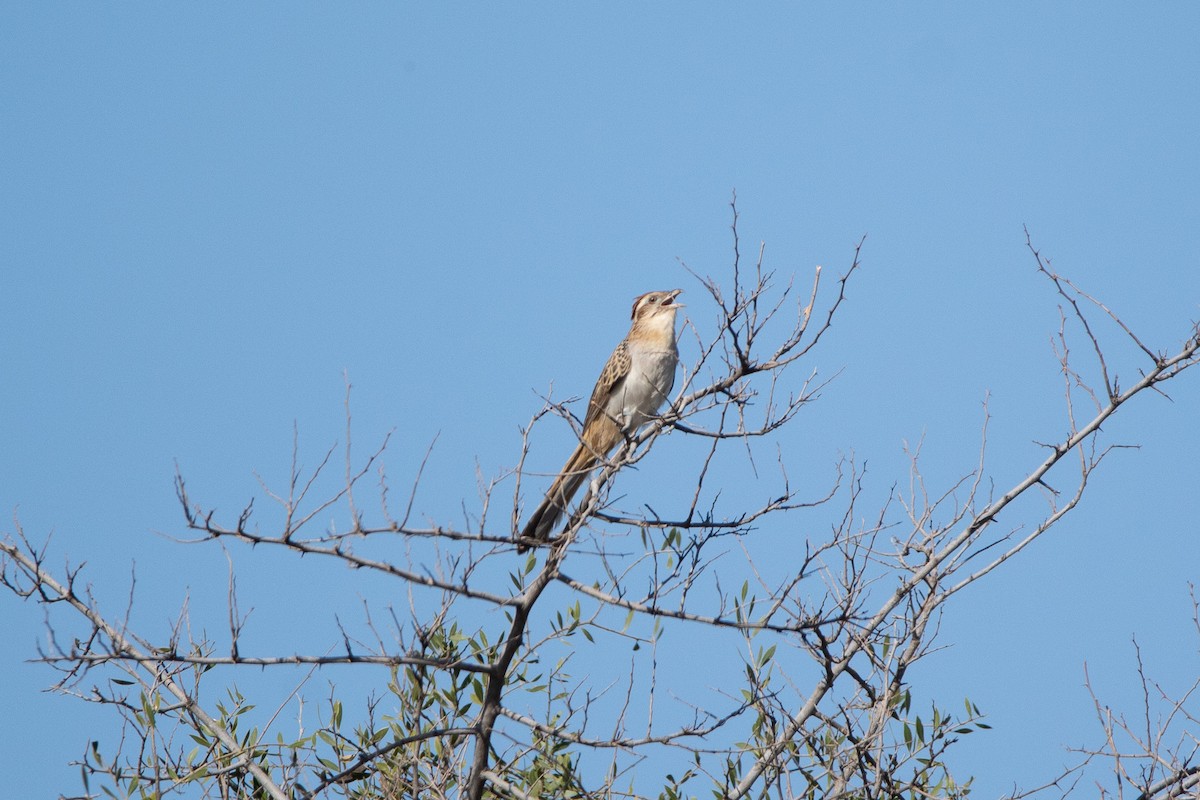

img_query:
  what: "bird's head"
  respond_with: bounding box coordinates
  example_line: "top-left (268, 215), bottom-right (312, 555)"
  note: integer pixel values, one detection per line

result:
top-left (631, 289), bottom-right (683, 320)
top-left (629, 289), bottom-right (683, 342)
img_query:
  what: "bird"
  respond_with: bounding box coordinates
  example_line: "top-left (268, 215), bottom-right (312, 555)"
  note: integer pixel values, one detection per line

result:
top-left (518, 289), bottom-right (683, 552)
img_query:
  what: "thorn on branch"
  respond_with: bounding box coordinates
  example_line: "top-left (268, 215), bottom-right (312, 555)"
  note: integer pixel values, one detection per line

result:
top-left (1034, 477), bottom-right (1059, 496)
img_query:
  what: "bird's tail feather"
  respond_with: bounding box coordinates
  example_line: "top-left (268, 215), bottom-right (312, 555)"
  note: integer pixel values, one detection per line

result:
top-left (518, 445), bottom-right (598, 551)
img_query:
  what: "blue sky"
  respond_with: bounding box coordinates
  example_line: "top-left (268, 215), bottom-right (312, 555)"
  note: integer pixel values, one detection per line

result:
top-left (3, 4), bottom-right (1199, 797)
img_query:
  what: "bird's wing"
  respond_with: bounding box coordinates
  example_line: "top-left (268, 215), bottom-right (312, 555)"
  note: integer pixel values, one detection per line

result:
top-left (583, 339), bottom-right (630, 430)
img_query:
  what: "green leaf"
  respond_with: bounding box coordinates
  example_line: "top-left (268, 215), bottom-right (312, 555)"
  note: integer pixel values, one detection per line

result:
top-left (758, 644), bottom-right (776, 667)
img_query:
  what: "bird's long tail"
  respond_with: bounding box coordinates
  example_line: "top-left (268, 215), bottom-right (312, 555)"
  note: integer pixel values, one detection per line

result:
top-left (518, 444), bottom-right (599, 552)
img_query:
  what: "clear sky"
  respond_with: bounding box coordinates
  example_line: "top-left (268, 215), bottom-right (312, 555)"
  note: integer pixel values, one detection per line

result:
top-left (2, 5), bottom-right (1199, 798)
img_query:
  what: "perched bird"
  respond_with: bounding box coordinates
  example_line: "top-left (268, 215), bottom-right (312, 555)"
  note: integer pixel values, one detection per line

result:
top-left (519, 289), bottom-right (683, 552)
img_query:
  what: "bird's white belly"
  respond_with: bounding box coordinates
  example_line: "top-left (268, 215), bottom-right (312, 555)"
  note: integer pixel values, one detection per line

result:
top-left (607, 348), bottom-right (677, 431)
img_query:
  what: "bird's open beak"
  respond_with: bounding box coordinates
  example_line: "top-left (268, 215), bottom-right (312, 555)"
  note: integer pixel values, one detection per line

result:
top-left (667, 289), bottom-right (684, 307)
